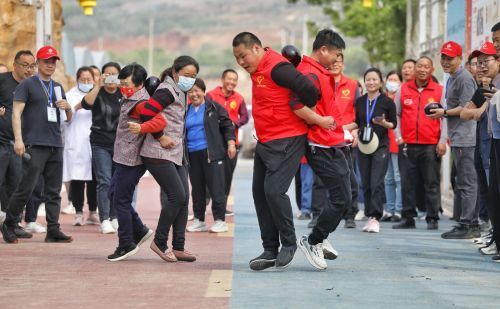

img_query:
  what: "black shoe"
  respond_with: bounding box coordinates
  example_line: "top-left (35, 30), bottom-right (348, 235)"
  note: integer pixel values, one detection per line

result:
top-left (107, 244), bottom-right (139, 261)
top-left (307, 217), bottom-right (318, 229)
top-left (380, 214), bottom-right (393, 222)
top-left (297, 212), bottom-right (311, 220)
top-left (249, 251), bottom-right (277, 271)
top-left (134, 225), bottom-right (153, 247)
top-left (441, 224), bottom-right (479, 239)
top-left (225, 210), bottom-right (234, 217)
top-left (45, 229), bottom-right (73, 243)
top-left (492, 254), bottom-right (500, 262)
top-left (275, 245), bottom-right (297, 269)
top-left (14, 225), bottom-right (32, 239)
top-left (1, 223), bottom-right (18, 244)
top-left (427, 219), bottom-right (438, 230)
top-left (390, 214), bottom-right (402, 222)
top-left (392, 218), bottom-right (416, 229)
top-left (344, 219), bottom-right (356, 228)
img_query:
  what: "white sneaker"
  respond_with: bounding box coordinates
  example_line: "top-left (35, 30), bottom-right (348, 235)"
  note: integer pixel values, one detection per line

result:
top-left (0, 211), bottom-right (5, 224)
top-left (25, 222), bottom-right (46, 233)
top-left (61, 202), bottom-right (75, 215)
top-left (298, 235), bottom-right (327, 270)
top-left (111, 218), bottom-right (119, 231)
top-left (355, 210), bottom-right (368, 221)
top-left (322, 239), bottom-right (338, 260)
top-left (362, 218), bottom-right (372, 232)
top-left (187, 214), bottom-right (195, 221)
top-left (73, 214), bottom-right (84, 226)
top-left (479, 243), bottom-right (497, 255)
top-left (186, 219), bottom-right (208, 232)
top-left (209, 220), bottom-right (228, 233)
top-left (100, 219), bottom-right (116, 234)
top-left (86, 212), bottom-right (100, 225)
top-left (367, 218), bottom-right (380, 233)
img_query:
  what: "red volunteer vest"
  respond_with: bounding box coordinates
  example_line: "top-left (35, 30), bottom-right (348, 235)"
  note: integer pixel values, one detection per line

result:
top-left (206, 87), bottom-right (245, 145)
top-left (251, 48), bottom-right (308, 143)
top-left (334, 74), bottom-right (358, 125)
top-left (399, 79), bottom-right (443, 144)
top-left (297, 55), bottom-right (344, 146)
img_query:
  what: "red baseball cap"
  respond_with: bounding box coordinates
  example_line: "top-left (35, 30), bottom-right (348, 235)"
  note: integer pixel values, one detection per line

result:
top-left (440, 41), bottom-right (462, 58)
top-left (36, 45), bottom-right (60, 60)
top-left (470, 41), bottom-right (497, 58)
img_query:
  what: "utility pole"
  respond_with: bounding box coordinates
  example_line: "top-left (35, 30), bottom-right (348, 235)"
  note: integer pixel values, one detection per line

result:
top-left (148, 17), bottom-right (155, 76)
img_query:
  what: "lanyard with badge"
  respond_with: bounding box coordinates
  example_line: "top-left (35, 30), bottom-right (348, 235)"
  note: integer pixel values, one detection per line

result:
top-left (362, 95), bottom-right (378, 142)
top-left (38, 75), bottom-right (57, 123)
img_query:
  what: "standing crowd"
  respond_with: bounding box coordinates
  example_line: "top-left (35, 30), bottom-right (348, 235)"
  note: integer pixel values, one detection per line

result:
top-left (1, 22), bottom-right (500, 268)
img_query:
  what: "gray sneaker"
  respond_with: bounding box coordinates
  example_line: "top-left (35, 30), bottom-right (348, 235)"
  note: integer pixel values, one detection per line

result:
top-left (249, 251), bottom-right (277, 271)
top-left (275, 245), bottom-right (297, 269)
top-left (298, 235), bottom-right (327, 270)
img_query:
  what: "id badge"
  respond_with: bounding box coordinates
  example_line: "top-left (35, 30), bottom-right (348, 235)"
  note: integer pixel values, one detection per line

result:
top-left (362, 126), bottom-right (372, 142)
top-left (47, 106), bottom-right (57, 122)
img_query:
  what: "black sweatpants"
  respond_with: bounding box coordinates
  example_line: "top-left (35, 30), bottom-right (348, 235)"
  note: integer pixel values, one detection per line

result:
top-left (342, 146), bottom-right (359, 220)
top-left (399, 144), bottom-right (441, 221)
top-left (306, 145), bottom-right (351, 245)
top-left (188, 149), bottom-right (226, 222)
top-left (489, 139), bottom-right (500, 248)
top-left (143, 157), bottom-right (189, 252)
top-left (223, 147), bottom-right (238, 197)
top-left (253, 134), bottom-right (306, 253)
top-left (357, 145), bottom-right (390, 220)
top-left (71, 180), bottom-right (97, 213)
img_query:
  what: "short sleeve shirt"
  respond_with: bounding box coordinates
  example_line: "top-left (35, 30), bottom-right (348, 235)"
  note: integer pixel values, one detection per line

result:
top-left (13, 76), bottom-right (66, 147)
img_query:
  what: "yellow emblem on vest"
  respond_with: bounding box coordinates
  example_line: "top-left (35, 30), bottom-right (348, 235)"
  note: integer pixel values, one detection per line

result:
top-left (342, 89), bottom-right (350, 97)
top-left (230, 100), bottom-right (237, 109)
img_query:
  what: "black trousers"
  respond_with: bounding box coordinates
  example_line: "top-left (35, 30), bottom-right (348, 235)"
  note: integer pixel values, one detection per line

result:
top-left (71, 180), bottom-right (97, 213)
top-left (357, 145), bottom-right (390, 220)
top-left (475, 141), bottom-right (490, 222)
top-left (489, 139), bottom-right (500, 248)
top-left (223, 147), bottom-right (238, 197)
top-left (5, 146), bottom-right (63, 232)
top-left (188, 150), bottom-right (226, 222)
top-left (311, 175), bottom-right (329, 218)
top-left (0, 142), bottom-right (22, 212)
top-left (399, 144), bottom-right (441, 221)
top-left (342, 146), bottom-right (359, 220)
top-left (253, 134), bottom-right (305, 253)
top-left (25, 175), bottom-right (44, 223)
top-left (143, 158), bottom-right (189, 252)
top-left (306, 146), bottom-right (351, 245)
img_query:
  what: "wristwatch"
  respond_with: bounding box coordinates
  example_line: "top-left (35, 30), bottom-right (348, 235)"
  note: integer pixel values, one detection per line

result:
top-left (443, 109), bottom-right (448, 118)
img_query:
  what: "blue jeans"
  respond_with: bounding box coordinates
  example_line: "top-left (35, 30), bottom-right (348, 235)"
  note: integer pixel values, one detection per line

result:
top-left (91, 145), bottom-right (115, 222)
top-left (300, 163), bottom-right (313, 214)
top-left (384, 153), bottom-right (402, 214)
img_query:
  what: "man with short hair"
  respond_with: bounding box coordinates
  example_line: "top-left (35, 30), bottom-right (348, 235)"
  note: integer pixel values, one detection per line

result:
top-left (330, 52), bottom-right (360, 229)
top-left (429, 41), bottom-right (479, 239)
top-left (0, 46), bottom-right (73, 243)
top-left (392, 56), bottom-right (446, 230)
top-left (232, 31), bottom-right (334, 270)
top-left (402, 59), bottom-right (416, 83)
top-left (0, 50), bottom-right (36, 226)
top-left (295, 29), bottom-right (352, 270)
top-left (206, 69), bottom-right (249, 211)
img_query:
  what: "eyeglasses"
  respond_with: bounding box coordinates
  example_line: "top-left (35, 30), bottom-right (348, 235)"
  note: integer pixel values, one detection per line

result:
top-left (15, 62), bottom-right (37, 70)
top-left (477, 58), bottom-right (496, 67)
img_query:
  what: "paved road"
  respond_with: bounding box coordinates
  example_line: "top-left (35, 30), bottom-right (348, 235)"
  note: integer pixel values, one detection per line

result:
top-left (1, 158), bottom-right (499, 309)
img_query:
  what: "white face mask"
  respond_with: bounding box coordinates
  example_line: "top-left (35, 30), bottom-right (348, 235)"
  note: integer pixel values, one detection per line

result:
top-left (78, 83), bottom-right (93, 93)
top-left (177, 76), bottom-right (196, 92)
top-left (385, 81), bottom-right (400, 93)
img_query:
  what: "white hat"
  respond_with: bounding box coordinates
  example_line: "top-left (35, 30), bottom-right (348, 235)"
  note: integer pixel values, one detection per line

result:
top-left (358, 132), bottom-right (379, 155)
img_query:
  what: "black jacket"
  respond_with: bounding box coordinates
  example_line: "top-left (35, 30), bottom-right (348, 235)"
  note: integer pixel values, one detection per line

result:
top-left (201, 98), bottom-right (236, 162)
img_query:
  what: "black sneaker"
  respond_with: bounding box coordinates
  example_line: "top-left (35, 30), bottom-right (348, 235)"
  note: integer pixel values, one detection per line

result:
top-left (344, 218), bottom-right (356, 228)
top-left (1, 223), bottom-right (18, 244)
top-left (275, 245), bottom-right (297, 269)
top-left (307, 216), bottom-right (318, 229)
top-left (492, 254), bottom-right (500, 262)
top-left (45, 229), bottom-right (73, 243)
top-left (297, 212), bottom-right (311, 220)
top-left (107, 244), bottom-right (139, 261)
top-left (249, 251), bottom-right (277, 271)
top-left (14, 224), bottom-right (32, 239)
top-left (441, 224), bottom-right (478, 239)
top-left (134, 225), bottom-right (153, 247)
top-left (392, 217), bottom-right (416, 229)
top-left (427, 219), bottom-right (438, 230)
top-left (225, 210), bottom-right (234, 217)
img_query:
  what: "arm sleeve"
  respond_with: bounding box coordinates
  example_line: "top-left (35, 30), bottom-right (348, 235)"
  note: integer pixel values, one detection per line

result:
top-left (354, 100), bottom-right (361, 127)
top-left (13, 80), bottom-right (29, 103)
top-left (235, 101), bottom-right (249, 127)
top-left (139, 88), bottom-right (175, 138)
top-left (270, 62), bottom-right (318, 109)
top-left (394, 89), bottom-right (402, 139)
top-left (131, 101), bottom-right (167, 134)
top-left (439, 118), bottom-right (447, 144)
top-left (354, 87), bottom-right (361, 101)
top-left (458, 78), bottom-right (477, 107)
top-left (81, 96), bottom-right (92, 110)
top-left (217, 103), bottom-right (236, 143)
top-left (387, 97), bottom-right (397, 129)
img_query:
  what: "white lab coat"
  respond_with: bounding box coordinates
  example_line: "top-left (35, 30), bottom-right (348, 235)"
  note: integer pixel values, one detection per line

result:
top-left (62, 86), bottom-right (93, 182)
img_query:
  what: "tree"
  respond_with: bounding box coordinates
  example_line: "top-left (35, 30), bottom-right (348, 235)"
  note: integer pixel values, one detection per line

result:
top-left (289, 0), bottom-right (407, 66)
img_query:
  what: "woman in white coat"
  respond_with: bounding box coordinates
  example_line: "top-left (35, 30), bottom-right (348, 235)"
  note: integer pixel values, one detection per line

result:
top-left (63, 67), bottom-right (98, 226)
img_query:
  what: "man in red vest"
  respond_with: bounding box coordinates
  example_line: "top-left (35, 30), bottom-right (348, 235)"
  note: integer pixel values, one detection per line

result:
top-left (330, 52), bottom-right (360, 229)
top-left (392, 56), bottom-right (446, 230)
top-left (206, 69), bottom-right (249, 215)
top-left (232, 32), bottom-right (335, 271)
top-left (295, 29), bottom-right (351, 270)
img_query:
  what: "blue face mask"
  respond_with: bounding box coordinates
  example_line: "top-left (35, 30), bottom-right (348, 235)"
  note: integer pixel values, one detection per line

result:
top-left (177, 76), bottom-right (196, 92)
top-left (78, 83), bottom-right (93, 93)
